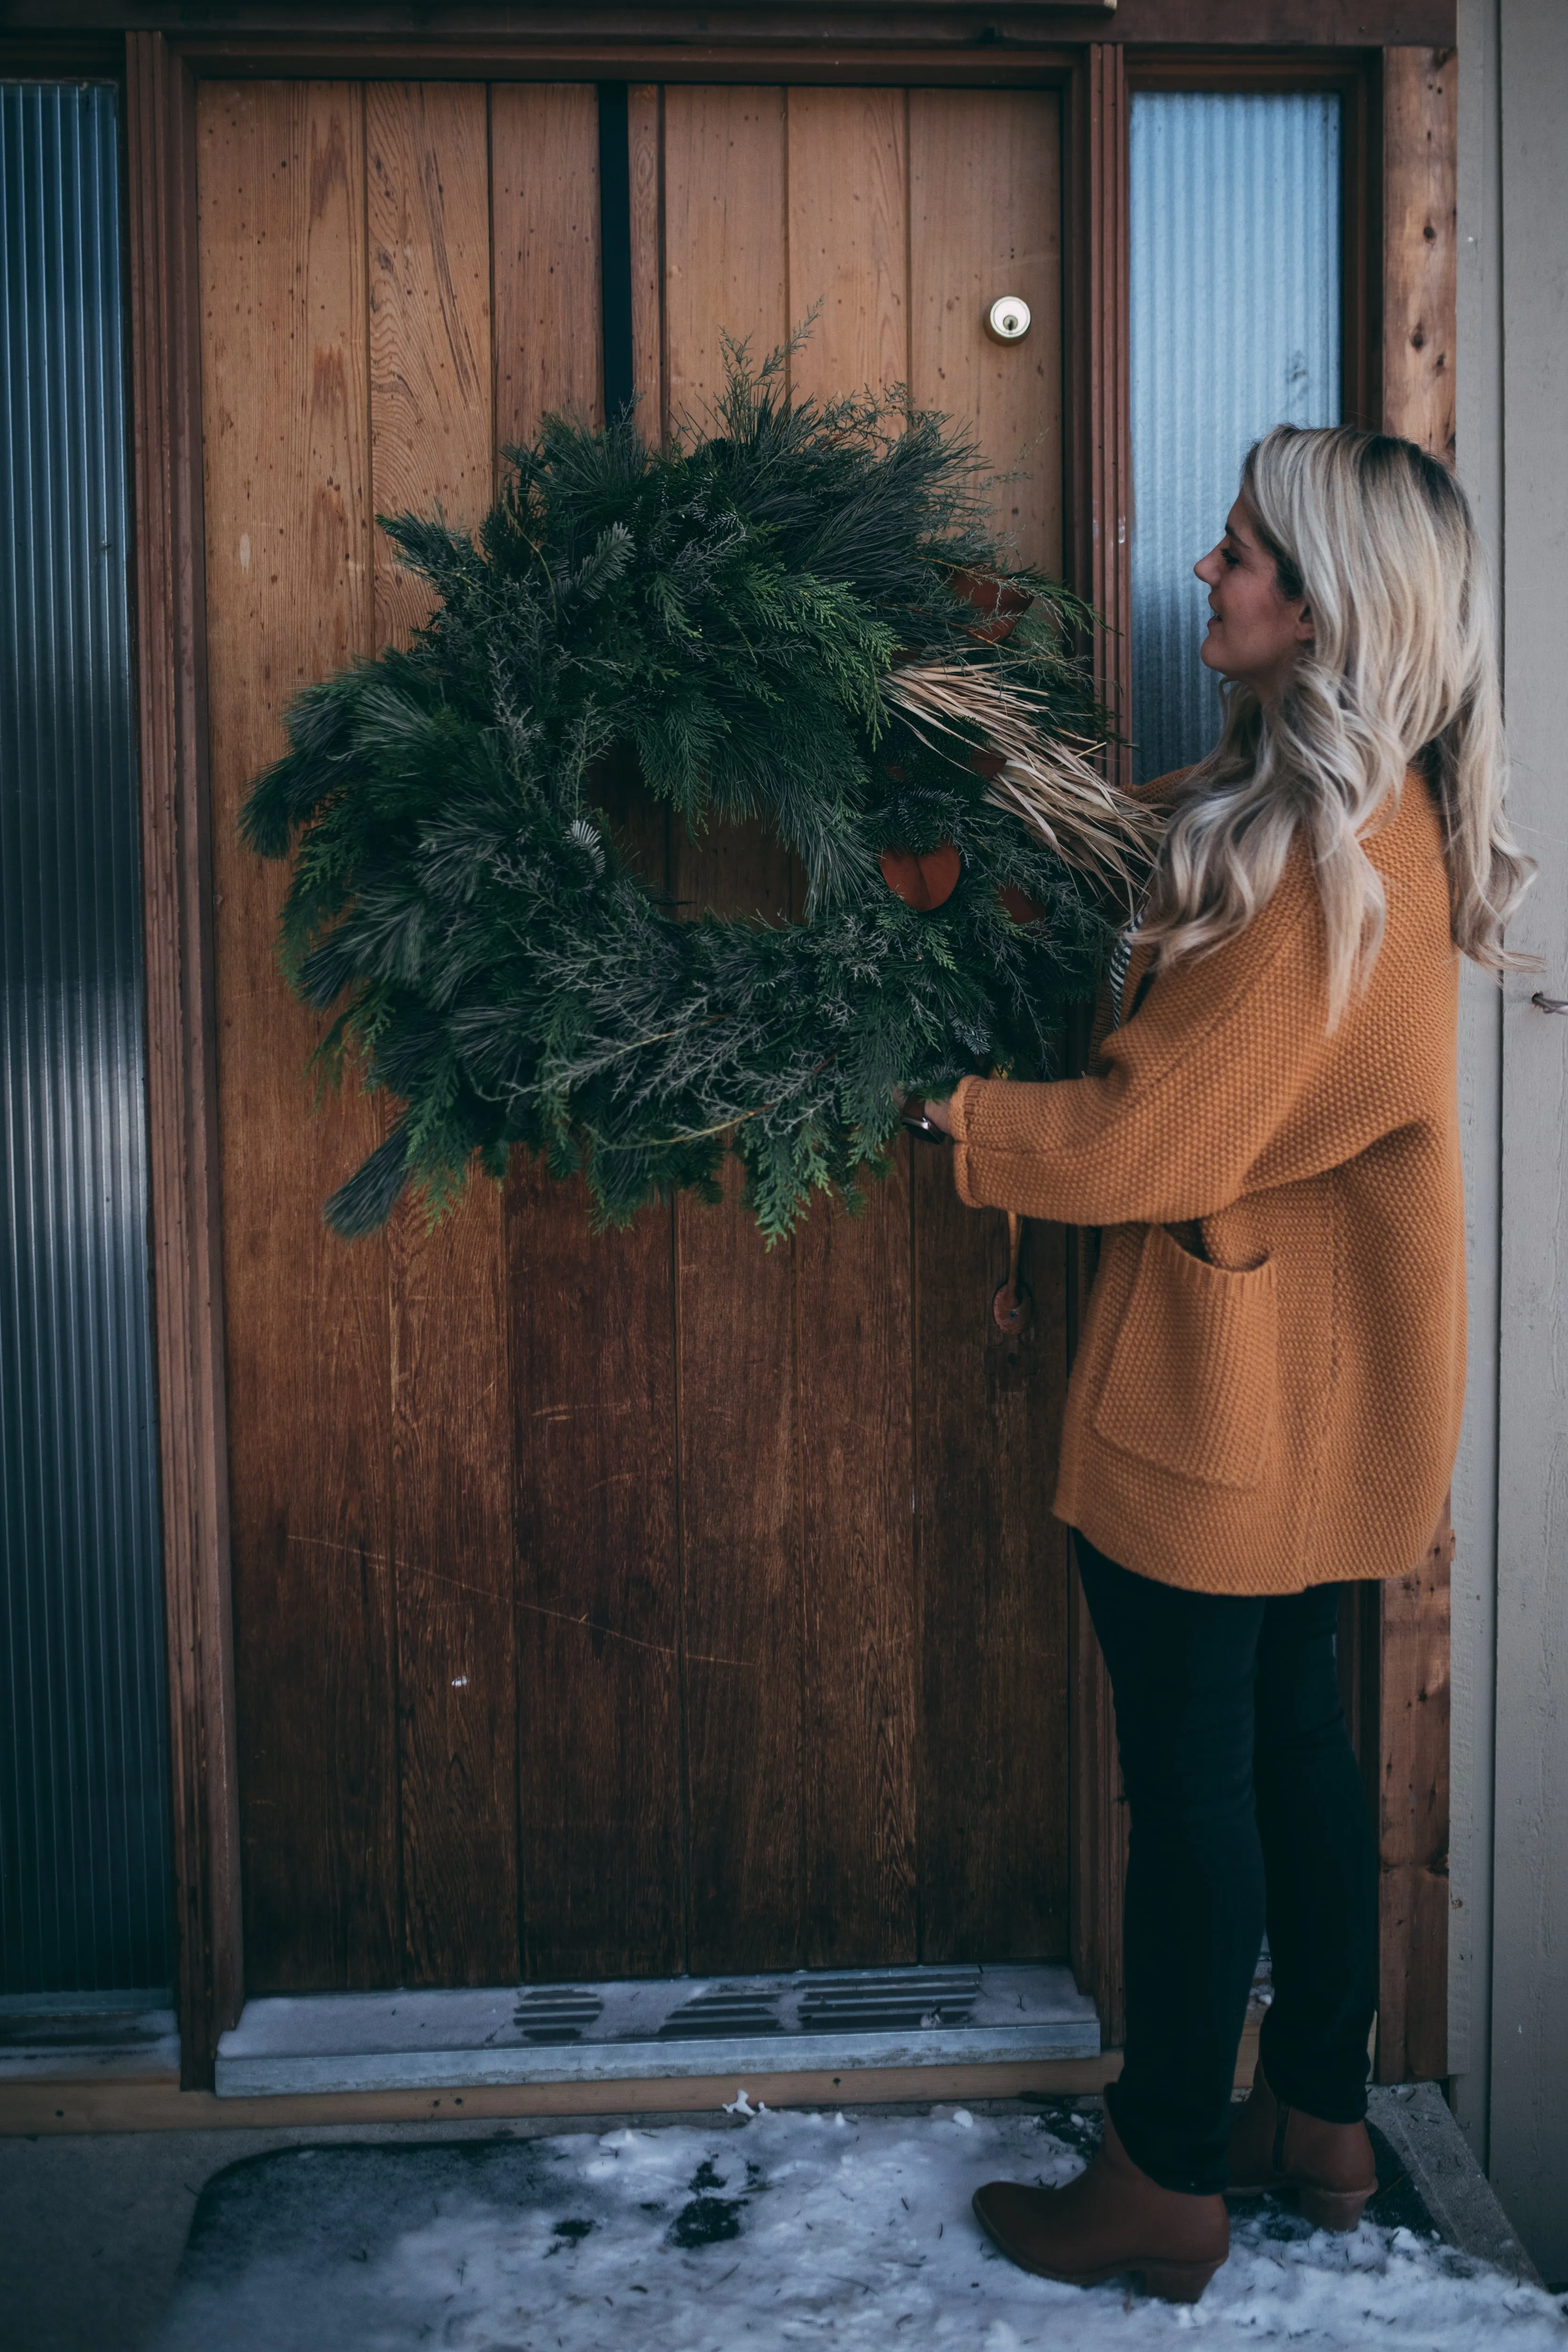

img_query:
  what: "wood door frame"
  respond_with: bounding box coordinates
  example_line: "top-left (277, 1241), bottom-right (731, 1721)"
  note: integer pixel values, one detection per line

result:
top-left (121, 31), bottom-right (245, 2091)
top-left (0, 13), bottom-right (1449, 2086)
top-left (1069, 38), bottom-right (1456, 2068)
top-left (1369, 45), bottom-right (1457, 2082)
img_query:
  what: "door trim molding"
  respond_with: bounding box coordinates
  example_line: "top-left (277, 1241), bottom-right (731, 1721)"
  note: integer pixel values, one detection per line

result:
top-left (3, 1), bottom-right (1459, 70)
top-left (124, 29), bottom-right (244, 2090)
top-left (1066, 40), bottom-right (1132, 2045)
top-left (1372, 44), bottom-right (1457, 2086)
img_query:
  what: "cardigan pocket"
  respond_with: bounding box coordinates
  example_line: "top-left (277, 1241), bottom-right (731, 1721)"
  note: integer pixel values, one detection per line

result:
top-left (1092, 1224), bottom-right (1280, 1489)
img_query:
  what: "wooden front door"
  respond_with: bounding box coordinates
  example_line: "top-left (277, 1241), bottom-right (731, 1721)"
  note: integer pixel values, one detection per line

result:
top-left (198, 75), bottom-right (1072, 1994)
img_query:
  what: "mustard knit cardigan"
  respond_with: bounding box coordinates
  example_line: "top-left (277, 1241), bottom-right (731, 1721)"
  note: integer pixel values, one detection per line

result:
top-left (947, 771), bottom-right (1464, 1596)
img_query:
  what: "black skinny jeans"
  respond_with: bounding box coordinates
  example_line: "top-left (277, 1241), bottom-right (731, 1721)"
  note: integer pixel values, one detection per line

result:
top-left (1075, 1532), bottom-right (1379, 2199)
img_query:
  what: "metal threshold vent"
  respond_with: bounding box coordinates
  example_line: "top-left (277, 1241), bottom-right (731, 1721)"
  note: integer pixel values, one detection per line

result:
top-left (0, 1995), bottom-right (179, 2082)
top-left (215, 1962), bottom-right (1100, 2099)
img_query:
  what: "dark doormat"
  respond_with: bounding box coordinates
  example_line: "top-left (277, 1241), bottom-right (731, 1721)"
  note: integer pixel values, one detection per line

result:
top-left (148, 2100), bottom-right (1567, 2352)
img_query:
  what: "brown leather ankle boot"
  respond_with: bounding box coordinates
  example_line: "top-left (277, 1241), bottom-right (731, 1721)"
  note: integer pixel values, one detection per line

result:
top-left (1227, 2060), bottom-right (1377, 2231)
top-left (972, 2105), bottom-right (1229, 2304)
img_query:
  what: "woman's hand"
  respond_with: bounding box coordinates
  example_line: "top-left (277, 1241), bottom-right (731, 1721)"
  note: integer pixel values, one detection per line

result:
top-left (896, 1089), bottom-right (955, 1140)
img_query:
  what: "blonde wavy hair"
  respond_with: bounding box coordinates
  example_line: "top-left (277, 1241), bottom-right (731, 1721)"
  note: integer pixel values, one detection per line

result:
top-left (1137, 423), bottom-right (1532, 1025)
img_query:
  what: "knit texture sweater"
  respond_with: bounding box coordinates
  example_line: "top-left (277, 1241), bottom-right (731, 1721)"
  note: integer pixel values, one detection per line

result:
top-left (947, 771), bottom-right (1464, 1596)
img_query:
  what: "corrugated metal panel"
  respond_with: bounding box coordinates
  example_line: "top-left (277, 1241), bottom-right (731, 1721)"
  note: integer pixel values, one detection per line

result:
top-left (1130, 92), bottom-right (1342, 785)
top-left (0, 83), bottom-right (172, 1995)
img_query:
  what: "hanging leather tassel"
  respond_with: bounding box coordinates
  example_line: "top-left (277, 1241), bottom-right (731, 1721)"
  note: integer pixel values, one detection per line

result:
top-left (898, 1088), bottom-right (1032, 1355)
top-left (991, 1209), bottom-right (1032, 1353)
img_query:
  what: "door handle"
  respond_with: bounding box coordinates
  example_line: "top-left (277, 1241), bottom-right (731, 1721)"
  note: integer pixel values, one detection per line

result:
top-left (1531, 992), bottom-right (1568, 1014)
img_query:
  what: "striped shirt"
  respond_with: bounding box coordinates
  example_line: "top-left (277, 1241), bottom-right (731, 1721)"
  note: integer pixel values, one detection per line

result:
top-left (1108, 918), bottom-right (1143, 1029)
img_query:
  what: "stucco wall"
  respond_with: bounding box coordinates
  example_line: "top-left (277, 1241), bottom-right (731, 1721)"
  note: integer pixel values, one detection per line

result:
top-left (1452, 0), bottom-right (1568, 2285)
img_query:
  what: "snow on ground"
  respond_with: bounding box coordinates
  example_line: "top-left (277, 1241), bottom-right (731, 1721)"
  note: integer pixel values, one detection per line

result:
top-left (153, 2101), bottom-right (1568, 2352)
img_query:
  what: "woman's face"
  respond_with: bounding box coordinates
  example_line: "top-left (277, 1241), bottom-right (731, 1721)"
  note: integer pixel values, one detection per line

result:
top-left (1194, 499), bottom-right (1314, 703)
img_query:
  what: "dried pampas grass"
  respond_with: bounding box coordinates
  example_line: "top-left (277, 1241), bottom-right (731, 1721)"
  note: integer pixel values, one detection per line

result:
top-left (882, 660), bottom-right (1161, 913)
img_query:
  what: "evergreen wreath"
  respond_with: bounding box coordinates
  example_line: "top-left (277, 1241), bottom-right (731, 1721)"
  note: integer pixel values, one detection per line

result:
top-left (241, 346), bottom-right (1156, 1241)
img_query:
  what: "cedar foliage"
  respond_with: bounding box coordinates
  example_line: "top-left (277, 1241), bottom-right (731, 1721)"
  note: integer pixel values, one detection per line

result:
top-left (241, 349), bottom-right (1119, 1240)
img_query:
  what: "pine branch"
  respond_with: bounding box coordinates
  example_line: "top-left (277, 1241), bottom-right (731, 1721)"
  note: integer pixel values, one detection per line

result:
top-left (240, 338), bottom-right (1138, 1239)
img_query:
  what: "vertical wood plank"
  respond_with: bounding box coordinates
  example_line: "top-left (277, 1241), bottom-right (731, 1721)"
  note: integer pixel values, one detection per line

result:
top-left (1376, 51), bottom-right (1456, 2081)
top-left (1383, 48), bottom-right (1458, 466)
top-left (797, 1157), bottom-right (917, 1965)
top-left (664, 86), bottom-right (788, 425)
top-left (126, 30), bottom-right (242, 2084)
top-left (1376, 1511), bottom-right (1454, 2083)
top-left (1062, 52), bottom-right (1094, 618)
top-left (659, 87), bottom-right (802, 1968)
top-left (906, 84), bottom-right (1071, 1965)
top-left (627, 84), bottom-right (662, 431)
top-left (368, 82), bottom-right (493, 640)
top-left (676, 1147), bottom-right (802, 1973)
top-left (665, 817), bottom-right (798, 1975)
top-left (493, 84), bottom-right (604, 440)
top-left (493, 83), bottom-right (685, 1979)
top-left (197, 80), bottom-right (399, 1990)
top-left (1070, 1506), bottom-right (1129, 2038)
top-left (1090, 44), bottom-right (1132, 790)
top-left (783, 84), bottom-right (918, 1965)
top-left (365, 80), bottom-right (517, 1988)
top-left (1069, 45), bottom-right (1133, 2041)
top-left (908, 90), bottom-right (1064, 574)
top-left (914, 1165), bottom-right (1072, 1960)
top-left (508, 1163), bottom-right (684, 1981)
top-left (787, 87), bottom-right (909, 402)
top-left (388, 1181), bottom-right (516, 1986)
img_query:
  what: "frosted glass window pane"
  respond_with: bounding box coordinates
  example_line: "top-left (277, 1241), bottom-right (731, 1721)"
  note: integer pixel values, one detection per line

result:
top-left (0, 85), bottom-right (171, 1995)
top-left (1130, 93), bottom-right (1341, 786)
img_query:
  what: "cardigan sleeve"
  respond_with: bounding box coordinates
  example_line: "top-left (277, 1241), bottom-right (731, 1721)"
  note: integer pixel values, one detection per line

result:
top-left (947, 855), bottom-right (1369, 1228)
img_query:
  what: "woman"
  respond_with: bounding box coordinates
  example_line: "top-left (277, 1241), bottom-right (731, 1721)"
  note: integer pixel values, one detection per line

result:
top-left (920, 425), bottom-right (1529, 2304)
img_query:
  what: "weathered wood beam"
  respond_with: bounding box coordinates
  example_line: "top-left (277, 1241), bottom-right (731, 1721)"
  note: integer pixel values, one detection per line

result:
top-left (1067, 41), bottom-right (1131, 2049)
top-left (2, 4), bottom-right (1462, 61)
top-left (1371, 42), bottom-right (1458, 2086)
top-left (1383, 43), bottom-right (1458, 465)
top-left (123, 28), bottom-right (243, 2089)
top-left (1376, 1511), bottom-right (1454, 2083)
